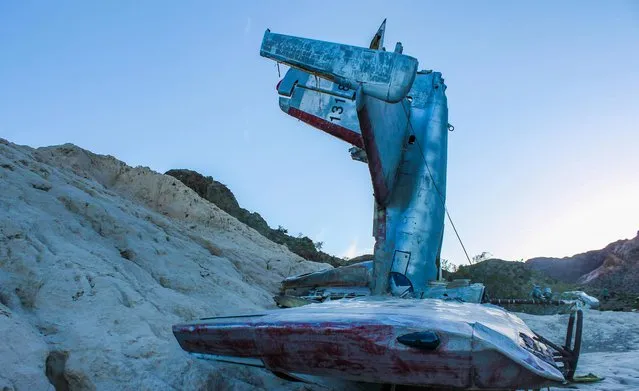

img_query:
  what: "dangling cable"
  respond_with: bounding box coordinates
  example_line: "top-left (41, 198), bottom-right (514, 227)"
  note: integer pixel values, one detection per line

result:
top-left (400, 103), bottom-right (473, 265)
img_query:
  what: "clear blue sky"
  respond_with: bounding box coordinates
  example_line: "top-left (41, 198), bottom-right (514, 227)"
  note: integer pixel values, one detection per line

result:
top-left (2, 1), bottom-right (638, 266)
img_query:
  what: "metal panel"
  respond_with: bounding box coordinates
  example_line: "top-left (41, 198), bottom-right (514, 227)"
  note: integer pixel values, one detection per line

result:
top-left (173, 298), bottom-right (565, 389)
top-left (391, 250), bottom-right (411, 275)
top-left (381, 71), bottom-right (449, 293)
top-left (278, 68), bottom-right (363, 147)
top-left (357, 95), bottom-right (411, 205)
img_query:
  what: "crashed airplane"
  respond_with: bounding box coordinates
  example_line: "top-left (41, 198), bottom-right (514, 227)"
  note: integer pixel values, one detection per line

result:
top-left (173, 21), bottom-right (583, 390)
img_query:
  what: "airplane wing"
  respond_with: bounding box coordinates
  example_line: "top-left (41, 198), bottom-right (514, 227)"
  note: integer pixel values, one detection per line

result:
top-left (261, 30), bottom-right (417, 103)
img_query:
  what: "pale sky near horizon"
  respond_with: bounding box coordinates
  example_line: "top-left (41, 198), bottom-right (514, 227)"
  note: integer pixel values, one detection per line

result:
top-left (1, 1), bottom-right (638, 266)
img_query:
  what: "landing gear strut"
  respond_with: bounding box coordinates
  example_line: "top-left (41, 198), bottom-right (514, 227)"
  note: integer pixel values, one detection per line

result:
top-left (533, 309), bottom-right (583, 381)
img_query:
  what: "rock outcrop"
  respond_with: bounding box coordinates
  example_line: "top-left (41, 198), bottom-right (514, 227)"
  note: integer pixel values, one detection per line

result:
top-left (0, 139), bottom-right (330, 390)
top-left (165, 169), bottom-right (347, 267)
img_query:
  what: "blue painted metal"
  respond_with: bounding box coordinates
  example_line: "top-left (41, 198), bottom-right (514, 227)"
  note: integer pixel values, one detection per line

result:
top-left (261, 27), bottom-right (448, 297)
top-left (261, 30), bottom-right (418, 103)
top-left (375, 71), bottom-right (449, 295)
top-left (277, 68), bottom-right (362, 147)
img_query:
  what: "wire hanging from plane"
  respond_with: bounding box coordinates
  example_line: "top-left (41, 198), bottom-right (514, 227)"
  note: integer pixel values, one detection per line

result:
top-left (400, 104), bottom-right (473, 266)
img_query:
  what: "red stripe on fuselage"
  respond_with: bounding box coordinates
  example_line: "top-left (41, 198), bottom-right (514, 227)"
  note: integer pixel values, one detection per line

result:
top-left (287, 107), bottom-right (364, 149)
top-left (358, 104), bottom-right (389, 205)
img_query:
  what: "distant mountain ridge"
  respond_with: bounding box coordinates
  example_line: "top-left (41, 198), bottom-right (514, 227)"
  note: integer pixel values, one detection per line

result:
top-left (526, 251), bottom-right (608, 283)
top-left (526, 232), bottom-right (639, 294)
top-left (447, 232), bottom-right (639, 311)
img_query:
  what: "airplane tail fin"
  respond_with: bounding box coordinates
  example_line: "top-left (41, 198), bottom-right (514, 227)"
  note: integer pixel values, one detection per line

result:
top-left (369, 19), bottom-right (386, 50)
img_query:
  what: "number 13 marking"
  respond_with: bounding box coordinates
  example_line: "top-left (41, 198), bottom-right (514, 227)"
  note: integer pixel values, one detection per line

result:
top-left (329, 98), bottom-right (346, 122)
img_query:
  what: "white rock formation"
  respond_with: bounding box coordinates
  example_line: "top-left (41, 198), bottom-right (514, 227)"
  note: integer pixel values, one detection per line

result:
top-left (0, 139), bottom-right (330, 390)
top-left (1, 138), bottom-right (637, 391)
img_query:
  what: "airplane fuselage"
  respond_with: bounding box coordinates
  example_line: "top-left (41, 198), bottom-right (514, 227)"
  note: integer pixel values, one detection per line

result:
top-left (368, 71), bottom-right (448, 296)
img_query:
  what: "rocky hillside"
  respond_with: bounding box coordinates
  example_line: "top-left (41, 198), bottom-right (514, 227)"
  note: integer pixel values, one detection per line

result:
top-left (448, 259), bottom-right (575, 300)
top-left (0, 139), bottom-right (331, 390)
top-left (527, 233), bottom-right (639, 297)
top-left (448, 232), bottom-right (639, 312)
top-left (165, 169), bottom-right (347, 267)
top-left (526, 252), bottom-right (608, 283)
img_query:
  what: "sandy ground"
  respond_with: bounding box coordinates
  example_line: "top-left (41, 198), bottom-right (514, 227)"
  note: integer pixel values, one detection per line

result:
top-left (518, 310), bottom-right (639, 390)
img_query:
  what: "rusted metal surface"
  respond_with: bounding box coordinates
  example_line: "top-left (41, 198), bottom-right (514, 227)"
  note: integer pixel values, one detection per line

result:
top-left (287, 106), bottom-right (364, 148)
top-left (281, 261), bottom-right (372, 291)
top-left (173, 298), bottom-right (564, 389)
top-left (277, 262), bottom-right (373, 305)
top-left (533, 309), bottom-right (583, 381)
